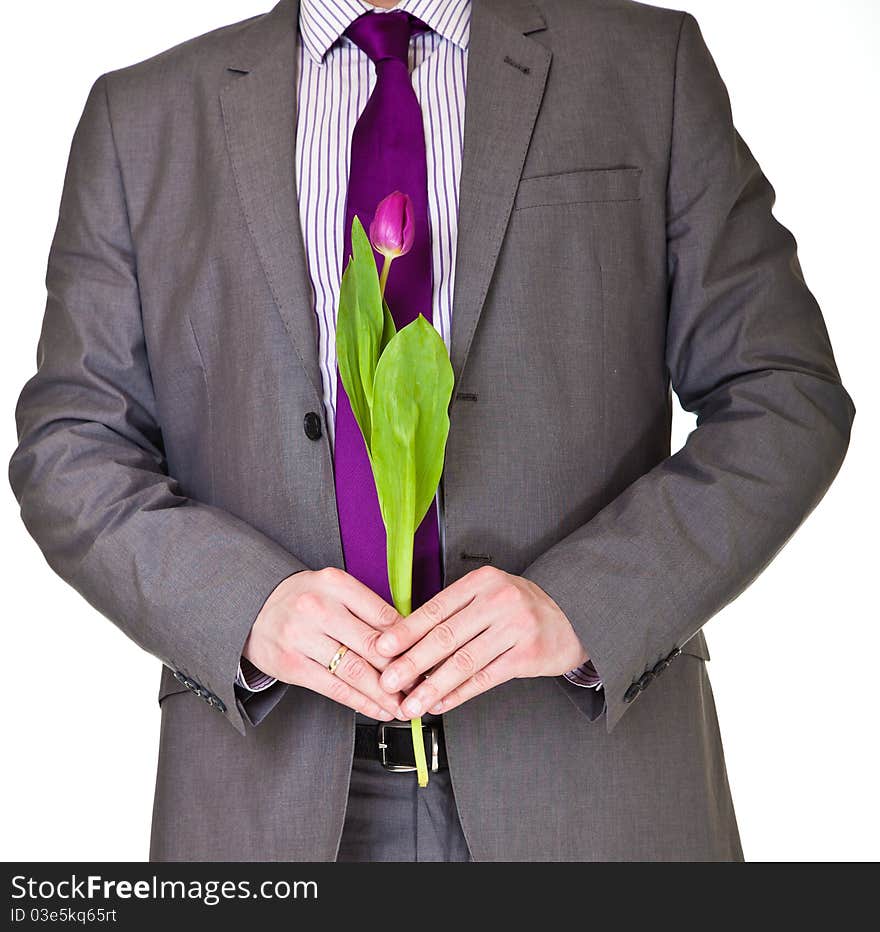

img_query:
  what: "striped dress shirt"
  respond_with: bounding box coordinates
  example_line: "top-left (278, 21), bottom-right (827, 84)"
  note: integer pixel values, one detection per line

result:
top-left (237, 0), bottom-right (601, 693)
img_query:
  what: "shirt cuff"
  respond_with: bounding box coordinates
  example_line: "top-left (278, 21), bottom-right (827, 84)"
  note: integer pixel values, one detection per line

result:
top-left (235, 657), bottom-right (277, 692)
top-left (563, 659), bottom-right (603, 689)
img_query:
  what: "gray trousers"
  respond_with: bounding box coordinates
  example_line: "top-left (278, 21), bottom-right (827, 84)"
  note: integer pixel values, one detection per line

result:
top-left (338, 719), bottom-right (472, 862)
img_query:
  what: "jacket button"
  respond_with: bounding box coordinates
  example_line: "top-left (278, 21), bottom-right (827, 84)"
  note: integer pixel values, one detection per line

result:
top-left (637, 671), bottom-right (655, 691)
top-left (623, 683), bottom-right (641, 703)
top-left (303, 412), bottom-right (322, 441)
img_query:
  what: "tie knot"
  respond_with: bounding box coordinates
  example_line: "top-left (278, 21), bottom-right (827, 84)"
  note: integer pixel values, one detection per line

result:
top-left (344, 10), bottom-right (428, 66)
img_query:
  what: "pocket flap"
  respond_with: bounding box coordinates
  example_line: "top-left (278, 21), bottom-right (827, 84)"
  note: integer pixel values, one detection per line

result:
top-left (514, 167), bottom-right (642, 210)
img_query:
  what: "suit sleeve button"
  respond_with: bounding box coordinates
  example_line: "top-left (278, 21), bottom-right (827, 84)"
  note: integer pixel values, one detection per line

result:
top-left (303, 412), bottom-right (323, 441)
top-left (623, 683), bottom-right (641, 703)
top-left (652, 659), bottom-right (669, 677)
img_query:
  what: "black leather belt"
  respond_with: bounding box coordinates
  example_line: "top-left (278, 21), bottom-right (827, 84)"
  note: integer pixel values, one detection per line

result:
top-left (354, 721), bottom-right (448, 773)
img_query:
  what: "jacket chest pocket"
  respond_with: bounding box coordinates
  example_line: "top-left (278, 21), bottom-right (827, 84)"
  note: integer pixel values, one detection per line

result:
top-left (513, 167), bottom-right (642, 210)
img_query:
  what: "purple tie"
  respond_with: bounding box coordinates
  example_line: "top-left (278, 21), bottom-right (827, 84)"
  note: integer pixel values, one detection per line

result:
top-left (334, 10), bottom-right (442, 610)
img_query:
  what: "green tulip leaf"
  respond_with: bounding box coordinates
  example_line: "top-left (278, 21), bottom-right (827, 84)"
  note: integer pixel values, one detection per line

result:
top-left (336, 217), bottom-right (384, 448)
top-left (370, 315), bottom-right (454, 615)
top-left (381, 298), bottom-right (397, 354)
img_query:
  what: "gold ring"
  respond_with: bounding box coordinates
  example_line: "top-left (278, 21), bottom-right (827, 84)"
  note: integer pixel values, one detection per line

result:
top-left (328, 644), bottom-right (349, 676)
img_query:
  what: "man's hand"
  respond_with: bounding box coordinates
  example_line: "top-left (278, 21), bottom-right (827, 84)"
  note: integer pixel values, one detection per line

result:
top-left (375, 566), bottom-right (589, 718)
top-left (243, 568), bottom-right (407, 720)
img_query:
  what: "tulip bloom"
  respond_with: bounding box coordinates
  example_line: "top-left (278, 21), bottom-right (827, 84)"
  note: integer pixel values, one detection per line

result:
top-left (369, 191), bottom-right (415, 295)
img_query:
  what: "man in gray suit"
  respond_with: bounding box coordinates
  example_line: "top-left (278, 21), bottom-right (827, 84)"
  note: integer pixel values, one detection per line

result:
top-left (10, 0), bottom-right (854, 862)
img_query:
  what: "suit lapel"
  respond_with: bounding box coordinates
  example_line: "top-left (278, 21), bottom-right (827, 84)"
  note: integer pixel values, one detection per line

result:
top-left (219, 0), bottom-right (324, 398)
top-left (450, 0), bottom-right (551, 390)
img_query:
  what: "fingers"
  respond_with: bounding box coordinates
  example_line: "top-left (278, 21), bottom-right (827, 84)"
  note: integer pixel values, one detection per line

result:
top-left (326, 567), bottom-right (402, 631)
top-left (256, 569), bottom-right (408, 717)
top-left (376, 575), bottom-right (478, 658)
top-left (297, 658), bottom-right (399, 721)
top-left (323, 609), bottom-right (394, 673)
top-left (398, 629), bottom-right (517, 719)
top-left (313, 636), bottom-right (405, 719)
top-left (379, 603), bottom-right (489, 693)
top-left (426, 649), bottom-right (518, 715)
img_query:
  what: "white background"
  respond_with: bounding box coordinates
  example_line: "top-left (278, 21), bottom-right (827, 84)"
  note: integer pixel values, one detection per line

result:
top-left (1, 0), bottom-right (877, 862)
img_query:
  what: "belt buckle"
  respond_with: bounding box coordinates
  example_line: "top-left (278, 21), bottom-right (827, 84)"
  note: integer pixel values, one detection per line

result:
top-left (377, 722), bottom-right (440, 774)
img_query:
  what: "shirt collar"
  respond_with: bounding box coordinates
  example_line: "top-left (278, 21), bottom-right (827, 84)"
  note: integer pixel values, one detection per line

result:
top-left (299, 0), bottom-right (471, 64)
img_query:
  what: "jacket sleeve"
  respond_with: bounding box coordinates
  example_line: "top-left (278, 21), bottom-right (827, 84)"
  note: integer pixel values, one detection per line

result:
top-left (522, 13), bottom-right (856, 732)
top-left (8, 74), bottom-right (305, 736)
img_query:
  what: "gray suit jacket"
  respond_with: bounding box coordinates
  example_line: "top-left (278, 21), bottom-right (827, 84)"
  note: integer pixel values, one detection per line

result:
top-left (10, 0), bottom-right (854, 861)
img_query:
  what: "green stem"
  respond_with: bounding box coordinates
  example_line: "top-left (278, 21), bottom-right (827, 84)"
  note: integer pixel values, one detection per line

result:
top-left (379, 256), bottom-right (392, 298)
top-left (411, 716), bottom-right (429, 788)
top-left (393, 587), bottom-right (428, 787)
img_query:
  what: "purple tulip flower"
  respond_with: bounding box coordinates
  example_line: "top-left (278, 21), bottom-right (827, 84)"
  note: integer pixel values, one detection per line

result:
top-left (370, 191), bottom-right (415, 265)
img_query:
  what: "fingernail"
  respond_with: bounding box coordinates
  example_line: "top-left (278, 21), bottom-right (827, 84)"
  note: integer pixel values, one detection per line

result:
top-left (377, 633), bottom-right (396, 654)
top-left (429, 702), bottom-right (443, 714)
top-left (403, 698), bottom-right (421, 717)
top-left (383, 669), bottom-right (398, 689)
top-left (377, 710), bottom-right (393, 721)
